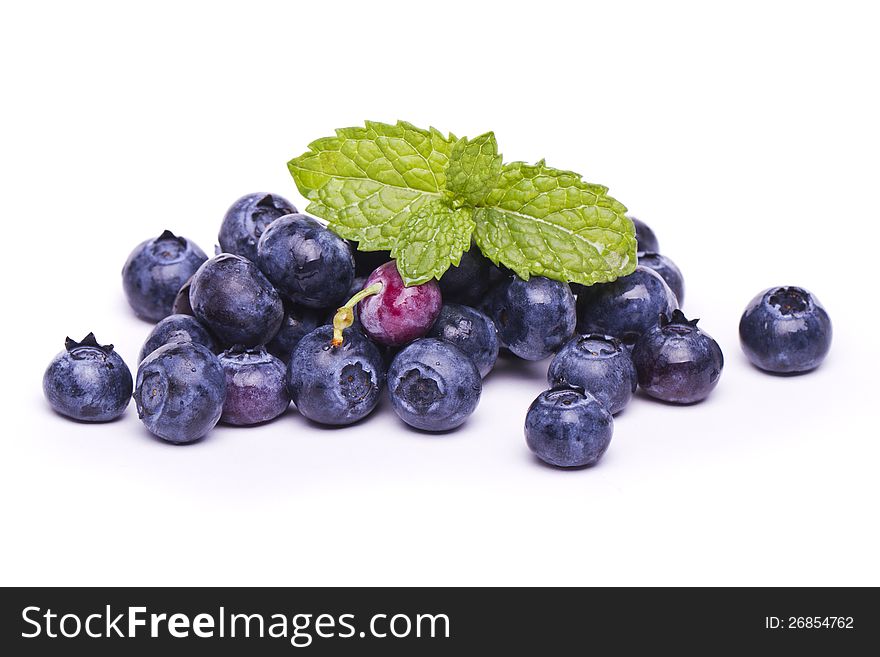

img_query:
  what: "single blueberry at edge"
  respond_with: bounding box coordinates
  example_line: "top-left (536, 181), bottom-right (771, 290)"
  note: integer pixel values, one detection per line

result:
top-left (739, 286), bottom-right (832, 374)
top-left (43, 333), bottom-right (133, 422)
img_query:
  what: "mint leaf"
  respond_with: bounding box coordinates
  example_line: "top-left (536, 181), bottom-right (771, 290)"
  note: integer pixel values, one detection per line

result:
top-left (287, 121), bottom-right (458, 251)
top-left (390, 199), bottom-right (475, 285)
top-left (472, 160), bottom-right (637, 286)
top-left (289, 121), bottom-right (635, 289)
top-left (446, 132), bottom-right (502, 206)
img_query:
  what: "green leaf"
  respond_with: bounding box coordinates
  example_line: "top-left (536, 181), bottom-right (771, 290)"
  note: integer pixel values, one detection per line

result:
top-left (472, 160), bottom-right (637, 286)
top-left (445, 132), bottom-right (502, 206)
top-left (390, 200), bottom-right (475, 285)
top-left (287, 121), bottom-right (458, 251)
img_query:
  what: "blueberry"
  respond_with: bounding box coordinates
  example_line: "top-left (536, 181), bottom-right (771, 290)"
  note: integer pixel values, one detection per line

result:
top-left (548, 334), bottom-right (637, 414)
top-left (43, 333), bottom-right (133, 422)
top-left (266, 302), bottom-right (326, 362)
top-left (426, 303), bottom-right (499, 378)
top-left (189, 254), bottom-right (284, 348)
top-left (637, 251), bottom-right (685, 305)
top-left (218, 346), bottom-right (289, 425)
top-left (171, 275), bottom-right (195, 316)
top-left (133, 341), bottom-right (226, 443)
top-left (257, 214), bottom-right (355, 309)
top-left (576, 265), bottom-right (678, 346)
top-left (288, 326), bottom-right (385, 426)
top-left (632, 310), bottom-right (723, 403)
top-left (139, 314), bottom-right (217, 362)
top-left (490, 275), bottom-right (576, 360)
top-left (438, 243), bottom-right (491, 305)
top-left (630, 216), bottom-right (659, 253)
top-left (358, 262), bottom-right (442, 347)
top-left (387, 338), bottom-right (481, 431)
top-left (739, 286), bottom-right (832, 374)
top-left (525, 387), bottom-right (613, 468)
top-left (218, 193), bottom-right (297, 262)
top-left (122, 230), bottom-right (208, 322)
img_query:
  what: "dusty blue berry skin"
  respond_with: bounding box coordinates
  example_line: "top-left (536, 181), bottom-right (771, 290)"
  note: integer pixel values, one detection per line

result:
top-left (739, 286), bottom-right (832, 374)
top-left (577, 266), bottom-right (678, 346)
top-left (438, 244), bottom-right (491, 306)
top-left (122, 230), bottom-right (208, 322)
top-left (218, 346), bottom-right (289, 425)
top-left (189, 254), bottom-right (283, 348)
top-left (257, 214), bottom-right (355, 309)
top-left (638, 252), bottom-right (685, 305)
top-left (525, 387), bottom-right (613, 468)
top-left (139, 314), bottom-right (217, 362)
top-left (632, 310), bottom-right (723, 403)
top-left (133, 341), bottom-right (226, 443)
top-left (490, 275), bottom-right (576, 360)
top-left (288, 326), bottom-right (385, 426)
top-left (43, 333), bottom-right (133, 422)
top-left (427, 304), bottom-right (499, 378)
top-left (548, 334), bottom-right (637, 414)
top-left (266, 302), bottom-right (327, 362)
top-left (387, 338), bottom-right (482, 431)
top-left (218, 193), bottom-right (297, 263)
top-left (630, 216), bottom-right (659, 253)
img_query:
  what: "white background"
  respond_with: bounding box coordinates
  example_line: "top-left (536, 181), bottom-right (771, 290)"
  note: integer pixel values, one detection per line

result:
top-left (1, 1), bottom-right (878, 586)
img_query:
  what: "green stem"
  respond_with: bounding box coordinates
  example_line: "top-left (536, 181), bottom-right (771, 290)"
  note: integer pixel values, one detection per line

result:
top-left (331, 282), bottom-right (383, 346)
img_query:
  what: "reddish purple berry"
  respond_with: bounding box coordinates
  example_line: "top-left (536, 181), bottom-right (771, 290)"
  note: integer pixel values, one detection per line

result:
top-left (358, 262), bottom-right (442, 347)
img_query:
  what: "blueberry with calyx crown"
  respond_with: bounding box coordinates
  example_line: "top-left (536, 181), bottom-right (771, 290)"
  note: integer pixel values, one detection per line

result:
top-left (632, 309), bottom-right (723, 404)
top-left (122, 229), bottom-right (208, 322)
top-left (43, 333), bottom-right (133, 422)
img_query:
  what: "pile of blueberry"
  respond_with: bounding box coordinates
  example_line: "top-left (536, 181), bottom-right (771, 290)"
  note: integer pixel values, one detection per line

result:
top-left (42, 196), bottom-right (833, 468)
